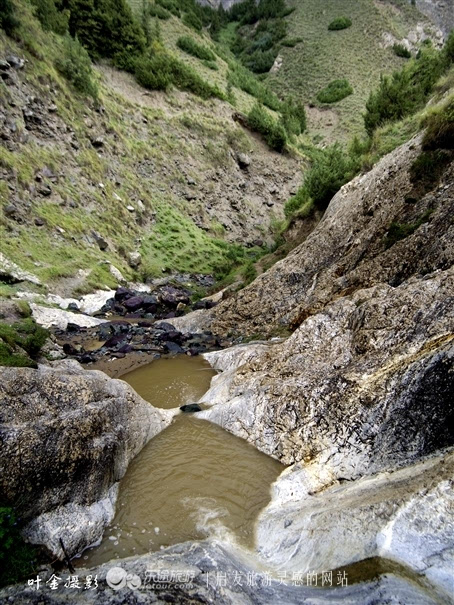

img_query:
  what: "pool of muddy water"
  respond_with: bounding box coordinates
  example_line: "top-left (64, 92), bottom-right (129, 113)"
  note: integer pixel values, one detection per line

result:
top-left (78, 355), bottom-right (284, 567)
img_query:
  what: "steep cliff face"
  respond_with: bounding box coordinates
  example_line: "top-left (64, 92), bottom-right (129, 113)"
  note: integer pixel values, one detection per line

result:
top-left (412, 0), bottom-right (454, 36)
top-left (211, 135), bottom-right (454, 338)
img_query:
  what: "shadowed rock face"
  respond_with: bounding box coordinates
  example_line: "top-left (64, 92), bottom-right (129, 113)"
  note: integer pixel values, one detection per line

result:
top-left (211, 136), bottom-right (454, 338)
top-left (0, 360), bottom-right (173, 559)
top-left (201, 267), bottom-right (454, 472)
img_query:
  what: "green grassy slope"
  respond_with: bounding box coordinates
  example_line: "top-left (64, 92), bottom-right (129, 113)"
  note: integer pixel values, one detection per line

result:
top-left (0, 0), bottom-right (301, 297)
top-left (266, 0), bottom-right (434, 140)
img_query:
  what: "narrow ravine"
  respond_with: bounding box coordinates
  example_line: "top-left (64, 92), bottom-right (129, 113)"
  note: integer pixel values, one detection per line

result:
top-left (77, 355), bottom-right (284, 568)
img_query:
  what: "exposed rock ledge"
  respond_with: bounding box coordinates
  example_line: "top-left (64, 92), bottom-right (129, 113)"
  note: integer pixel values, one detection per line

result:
top-left (257, 448), bottom-right (454, 600)
top-left (0, 539), bottom-right (445, 604)
top-left (0, 360), bottom-right (173, 559)
top-left (200, 267), bottom-right (454, 474)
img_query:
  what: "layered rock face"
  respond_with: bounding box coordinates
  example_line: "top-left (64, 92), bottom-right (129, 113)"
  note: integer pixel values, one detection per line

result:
top-left (201, 267), bottom-right (454, 471)
top-left (0, 360), bottom-right (173, 559)
top-left (211, 136), bottom-right (454, 338)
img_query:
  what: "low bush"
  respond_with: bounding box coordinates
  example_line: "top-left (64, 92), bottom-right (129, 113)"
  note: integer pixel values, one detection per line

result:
top-left (135, 52), bottom-right (224, 99)
top-left (247, 102), bottom-right (287, 151)
top-left (281, 37), bottom-right (303, 47)
top-left (422, 96), bottom-right (454, 150)
top-left (384, 210), bottom-right (433, 249)
top-left (203, 59), bottom-right (218, 70)
top-left (328, 17), bottom-right (352, 31)
top-left (0, 507), bottom-right (37, 587)
top-left (0, 318), bottom-right (48, 368)
top-left (31, 0), bottom-right (69, 34)
top-left (55, 34), bottom-right (98, 99)
top-left (183, 11), bottom-right (203, 31)
top-left (281, 96), bottom-right (307, 135)
top-left (317, 79), bottom-right (353, 103)
top-left (177, 35), bottom-right (216, 61)
top-left (393, 43), bottom-right (411, 58)
top-left (410, 149), bottom-right (452, 193)
top-left (0, 0), bottom-right (19, 34)
top-left (227, 64), bottom-right (280, 110)
top-left (364, 45), bottom-right (446, 134)
top-left (149, 4), bottom-right (171, 20)
top-left (156, 0), bottom-right (180, 17)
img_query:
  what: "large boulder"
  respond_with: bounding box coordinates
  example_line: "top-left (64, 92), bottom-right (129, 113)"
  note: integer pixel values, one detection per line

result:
top-left (0, 360), bottom-right (173, 559)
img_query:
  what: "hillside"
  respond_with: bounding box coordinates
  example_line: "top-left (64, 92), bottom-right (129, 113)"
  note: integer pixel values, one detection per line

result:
top-left (0, 0), bottom-right (305, 299)
top-left (265, 0), bottom-right (444, 141)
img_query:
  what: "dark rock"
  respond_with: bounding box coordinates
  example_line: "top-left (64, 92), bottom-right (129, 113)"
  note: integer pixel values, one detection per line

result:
top-left (252, 239), bottom-right (264, 247)
top-left (103, 333), bottom-right (127, 348)
top-left (163, 341), bottom-right (184, 354)
top-left (79, 353), bottom-right (94, 363)
top-left (66, 323), bottom-right (80, 332)
top-left (123, 296), bottom-right (144, 311)
top-left (38, 185), bottom-right (52, 196)
top-left (0, 59), bottom-right (10, 71)
top-left (4, 204), bottom-right (18, 218)
top-left (117, 344), bottom-right (133, 354)
top-left (180, 403), bottom-right (202, 413)
top-left (113, 352), bottom-right (125, 359)
top-left (114, 287), bottom-right (134, 302)
top-left (67, 302), bottom-right (80, 313)
top-left (142, 295), bottom-right (158, 311)
top-left (92, 231), bottom-right (108, 251)
top-left (62, 343), bottom-right (79, 356)
top-left (34, 217), bottom-right (45, 226)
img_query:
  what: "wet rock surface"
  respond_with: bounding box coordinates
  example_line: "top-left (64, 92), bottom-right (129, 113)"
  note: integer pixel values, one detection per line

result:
top-left (0, 360), bottom-right (173, 559)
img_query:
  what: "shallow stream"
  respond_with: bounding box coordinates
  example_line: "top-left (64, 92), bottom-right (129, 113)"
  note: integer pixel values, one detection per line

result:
top-left (78, 355), bottom-right (284, 568)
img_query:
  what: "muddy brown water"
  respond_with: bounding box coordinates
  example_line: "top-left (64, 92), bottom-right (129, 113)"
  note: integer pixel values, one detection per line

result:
top-left (78, 355), bottom-right (284, 568)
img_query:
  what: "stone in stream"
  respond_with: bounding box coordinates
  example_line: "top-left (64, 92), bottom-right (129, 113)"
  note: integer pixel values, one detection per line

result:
top-left (180, 403), bottom-right (202, 413)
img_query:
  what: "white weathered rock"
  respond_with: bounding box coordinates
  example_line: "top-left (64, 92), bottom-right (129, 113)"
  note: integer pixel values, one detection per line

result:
top-left (167, 308), bottom-right (215, 334)
top-left (30, 303), bottom-right (107, 329)
top-left (256, 449), bottom-right (454, 600)
top-left (0, 252), bottom-right (42, 286)
top-left (107, 263), bottom-right (125, 284)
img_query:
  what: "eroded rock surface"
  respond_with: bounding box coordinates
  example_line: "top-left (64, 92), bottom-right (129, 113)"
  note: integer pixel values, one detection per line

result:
top-left (0, 360), bottom-right (173, 559)
top-left (257, 449), bottom-right (454, 599)
top-left (0, 539), bottom-right (443, 604)
top-left (211, 137), bottom-right (454, 338)
top-left (201, 267), bottom-right (454, 472)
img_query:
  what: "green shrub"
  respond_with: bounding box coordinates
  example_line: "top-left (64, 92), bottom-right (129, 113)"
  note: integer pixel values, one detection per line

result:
top-left (393, 43), bottom-right (411, 58)
top-left (177, 35), bottom-right (216, 61)
top-left (0, 0), bottom-right (19, 34)
top-left (66, 0), bottom-right (145, 61)
top-left (410, 149), bottom-right (452, 193)
top-left (247, 102), bottom-right (287, 151)
top-left (422, 97), bottom-right (454, 150)
top-left (203, 59), bottom-right (218, 70)
top-left (244, 48), bottom-right (277, 73)
top-left (384, 210), bottom-right (433, 249)
top-left (241, 260), bottom-right (257, 285)
top-left (317, 79), bottom-right (353, 103)
top-left (281, 37), bottom-right (303, 47)
top-left (156, 0), bottom-right (180, 17)
top-left (227, 64), bottom-right (280, 110)
top-left (442, 30), bottom-right (454, 66)
top-left (281, 96), bottom-right (306, 135)
top-left (364, 45), bottom-right (445, 134)
top-left (183, 11), bottom-right (203, 31)
top-left (0, 508), bottom-right (37, 588)
top-left (135, 52), bottom-right (224, 99)
top-left (0, 318), bottom-right (48, 368)
top-left (328, 17), bottom-right (352, 31)
top-left (149, 4), bottom-right (171, 19)
top-left (31, 0), bottom-right (69, 34)
top-left (55, 34), bottom-right (98, 99)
